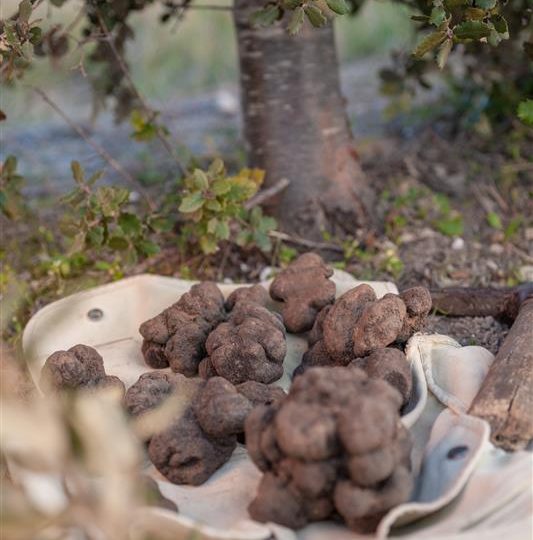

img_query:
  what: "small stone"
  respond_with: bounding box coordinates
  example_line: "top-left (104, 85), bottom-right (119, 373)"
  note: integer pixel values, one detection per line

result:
top-left (525, 228), bottom-right (533, 242)
top-left (519, 266), bottom-right (533, 281)
top-left (451, 237), bottom-right (465, 250)
top-left (489, 244), bottom-right (504, 255)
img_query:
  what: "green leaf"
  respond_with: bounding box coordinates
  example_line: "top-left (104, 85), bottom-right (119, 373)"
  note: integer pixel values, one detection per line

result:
top-left (491, 15), bottom-right (509, 37)
top-left (71, 161), bottom-right (84, 184)
top-left (211, 179), bottom-right (232, 196)
top-left (118, 212), bottom-right (142, 236)
top-left (475, 0), bottom-right (496, 8)
top-left (191, 169), bottom-right (209, 191)
top-left (465, 7), bottom-right (486, 20)
top-left (304, 5), bottom-right (327, 27)
top-left (29, 27), bottom-right (42, 45)
top-left (253, 230), bottom-right (272, 252)
top-left (205, 199), bottom-right (222, 212)
top-left (437, 39), bottom-right (453, 69)
top-left (235, 230), bottom-right (252, 247)
top-left (486, 211), bottom-right (502, 230)
top-left (288, 6), bottom-right (305, 34)
top-left (435, 215), bottom-right (464, 237)
top-left (199, 235), bottom-right (218, 254)
top-left (326, 0), bottom-right (350, 16)
top-left (454, 20), bottom-right (492, 40)
top-left (207, 158), bottom-right (225, 176)
top-left (149, 216), bottom-right (173, 232)
top-left (179, 192), bottom-right (205, 213)
top-left (136, 239), bottom-right (160, 256)
top-left (517, 100), bottom-right (533, 126)
top-left (504, 216), bottom-right (522, 240)
top-left (283, 0), bottom-right (301, 9)
top-left (251, 5), bottom-right (280, 27)
top-left (429, 7), bottom-right (446, 27)
top-left (215, 220), bottom-right (230, 240)
top-left (108, 236), bottom-right (129, 251)
top-left (413, 31), bottom-right (447, 58)
top-left (86, 225), bottom-right (104, 246)
top-left (18, 0), bottom-right (33, 24)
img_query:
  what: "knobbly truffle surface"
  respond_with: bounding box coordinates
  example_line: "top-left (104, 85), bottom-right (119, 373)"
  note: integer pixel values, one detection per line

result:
top-left (246, 367), bottom-right (413, 532)
top-left (304, 284), bottom-right (431, 369)
top-left (126, 371), bottom-right (285, 485)
top-left (40, 344), bottom-right (124, 395)
top-left (350, 348), bottom-right (413, 407)
top-left (203, 300), bottom-right (287, 385)
top-left (225, 284), bottom-right (269, 310)
top-left (270, 253), bottom-right (335, 333)
top-left (139, 282), bottom-right (226, 375)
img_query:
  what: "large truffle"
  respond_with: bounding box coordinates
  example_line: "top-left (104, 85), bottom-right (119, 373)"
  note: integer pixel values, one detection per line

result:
top-left (246, 367), bottom-right (413, 532)
top-left (139, 282), bottom-right (226, 375)
top-left (319, 284), bottom-right (431, 364)
top-left (125, 372), bottom-right (285, 485)
top-left (40, 344), bottom-right (124, 395)
top-left (270, 253), bottom-right (335, 333)
top-left (201, 300), bottom-right (287, 384)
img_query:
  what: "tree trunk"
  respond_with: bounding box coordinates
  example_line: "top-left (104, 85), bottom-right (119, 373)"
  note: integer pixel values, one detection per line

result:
top-left (233, 1), bottom-right (375, 240)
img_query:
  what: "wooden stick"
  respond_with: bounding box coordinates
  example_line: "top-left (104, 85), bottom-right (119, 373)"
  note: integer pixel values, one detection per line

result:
top-left (468, 295), bottom-right (533, 451)
top-left (430, 283), bottom-right (533, 322)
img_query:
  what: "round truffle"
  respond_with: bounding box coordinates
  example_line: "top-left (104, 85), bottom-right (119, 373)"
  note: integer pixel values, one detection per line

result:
top-left (40, 344), bottom-right (124, 396)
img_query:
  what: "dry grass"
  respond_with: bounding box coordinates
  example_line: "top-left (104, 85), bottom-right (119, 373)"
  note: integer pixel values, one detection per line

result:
top-left (0, 345), bottom-right (192, 540)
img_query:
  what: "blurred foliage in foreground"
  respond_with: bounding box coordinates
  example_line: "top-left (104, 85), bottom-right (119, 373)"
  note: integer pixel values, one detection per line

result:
top-left (0, 347), bottom-right (188, 540)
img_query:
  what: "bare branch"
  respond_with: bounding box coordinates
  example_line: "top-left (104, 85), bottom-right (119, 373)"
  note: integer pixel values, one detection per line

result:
top-left (244, 178), bottom-right (290, 210)
top-left (32, 87), bottom-right (155, 210)
top-left (95, 10), bottom-right (188, 176)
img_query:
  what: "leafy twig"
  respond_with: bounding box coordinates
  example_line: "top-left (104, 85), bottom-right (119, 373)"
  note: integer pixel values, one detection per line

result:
top-left (32, 86), bottom-right (155, 210)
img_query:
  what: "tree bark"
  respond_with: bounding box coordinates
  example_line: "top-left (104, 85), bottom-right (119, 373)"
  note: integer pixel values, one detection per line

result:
top-left (469, 296), bottom-right (533, 451)
top-left (233, 1), bottom-right (375, 240)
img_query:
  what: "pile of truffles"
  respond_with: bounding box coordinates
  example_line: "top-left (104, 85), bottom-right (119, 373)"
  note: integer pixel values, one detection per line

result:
top-left (245, 367), bottom-right (413, 532)
top-left (125, 371), bottom-right (285, 485)
top-left (139, 282), bottom-right (226, 375)
top-left (140, 282), bottom-right (287, 385)
top-left (297, 283), bottom-right (431, 406)
top-left (40, 344), bottom-right (125, 395)
top-left (38, 251), bottom-right (434, 531)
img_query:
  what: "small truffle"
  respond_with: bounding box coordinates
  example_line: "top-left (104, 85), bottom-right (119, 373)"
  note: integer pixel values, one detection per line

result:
top-left (350, 348), bottom-right (413, 407)
top-left (203, 301), bottom-right (287, 384)
top-left (270, 253), bottom-right (335, 333)
top-left (397, 287), bottom-right (432, 342)
top-left (126, 371), bottom-right (285, 485)
top-left (40, 344), bottom-right (124, 395)
top-left (246, 367), bottom-right (412, 532)
top-left (139, 282), bottom-right (226, 376)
